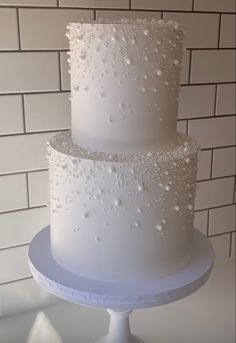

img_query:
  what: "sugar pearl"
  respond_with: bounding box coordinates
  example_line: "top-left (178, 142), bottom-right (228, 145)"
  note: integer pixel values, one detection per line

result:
top-left (156, 224), bottom-right (163, 232)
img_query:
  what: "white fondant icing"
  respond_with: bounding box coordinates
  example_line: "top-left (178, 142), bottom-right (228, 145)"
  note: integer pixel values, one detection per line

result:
top-left (48, 132), bottom-right (198, 282)
top-left (67, 19), bottom-right (184, 153)
top-left (47, 20), bottom-right (201, 284)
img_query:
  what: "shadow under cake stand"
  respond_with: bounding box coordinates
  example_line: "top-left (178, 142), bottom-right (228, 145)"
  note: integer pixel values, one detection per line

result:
top-left (28, 226), bottom-right (214, 343)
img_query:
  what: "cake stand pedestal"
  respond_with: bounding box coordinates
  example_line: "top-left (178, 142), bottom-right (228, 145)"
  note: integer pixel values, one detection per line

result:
top-left (28, 226), bottom-right (214, 343)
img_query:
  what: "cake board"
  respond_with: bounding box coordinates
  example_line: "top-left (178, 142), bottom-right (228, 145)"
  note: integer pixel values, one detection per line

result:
top-left (28, 226), bottom-right (214, 343)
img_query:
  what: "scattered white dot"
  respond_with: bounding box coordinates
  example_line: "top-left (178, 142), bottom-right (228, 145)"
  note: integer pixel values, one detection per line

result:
top-left (185, 157), bottom-right (190, 164)
top-left (114, 199), bottom-right (122, 207)
top-left (156, 69), bottom-right (162, 76)
top-left (156, 224), bottom-right (163, 232)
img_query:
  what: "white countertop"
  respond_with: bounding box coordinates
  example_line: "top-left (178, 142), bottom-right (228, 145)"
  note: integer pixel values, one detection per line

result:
top-left (0, 256), bottom-right (235, 343)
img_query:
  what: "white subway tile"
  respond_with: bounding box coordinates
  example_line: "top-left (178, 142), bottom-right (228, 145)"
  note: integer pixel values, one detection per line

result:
top-left (195, 177), bottom-right (234, 210)
top-left (0, 207), bottom-right (49, 249)
top-left (163, 12), bottom-right (219, 48)
top-left (194, 0), bottom-right (236, 13)
top-left (60, 51), bottom-right (70, 91)
top-left (19, 9), bottom-right (93, 50)
top-left (209, 205), bottom-right (236, 236)
top-left (0, 8), bottom-right (18, 50)
top-left (177, 120), bottom-right (187, 134)
top-left (0, 277), bottom-right (57, 318)
top-left (24, 92), bottom-right (70, 132)
top-left (194, 210), bottom-right (208, 235)
top-left (188, 116), bottom-right (236, 149)
top-left (220, 15), bottom-right (236, 48)
top-left (212, 147), bottom-right (236, 178)
top-left (0, 95), bottom-right (24, 135)
top-left (0, 245), bottom-right (30, 284)
top-left (197, 150), bottom-right (212, 181)
top-left (180, 49), bottom-right (190, 85)
top-left (178, 85), bottom-right (215, 119)
top-left (0, 174), bottom-right (27, 213)
top-left (0, 52), bottom-right (59, 93)
top-left (0, 0), bottom-right (56, 5)
top-left (96, 10), bottom-right (161, 21)
top-left (210, 234), bottom-right (230, 260)
top-left (216, 83), bottom-right (236, 115)
top-left (231, 232), bottom-right (235, 258)
top-left (28, 170), bottom-right (49, 207)
top-left (132, 0), bottom-right (192, 11)
top-left (59, 0), bottom-right (129, 8)
top-left (0, 132), bottom-right (55, 174)
top-left (191, 50), bottom-right (236, 83)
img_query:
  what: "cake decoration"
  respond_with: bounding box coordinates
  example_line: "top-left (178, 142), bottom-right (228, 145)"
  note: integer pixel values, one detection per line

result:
top-left (47, 19), bottom-right (199, 283)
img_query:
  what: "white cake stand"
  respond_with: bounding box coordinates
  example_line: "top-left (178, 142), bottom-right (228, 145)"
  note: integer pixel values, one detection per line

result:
top-left (28, 226), bottom-right (214, 343)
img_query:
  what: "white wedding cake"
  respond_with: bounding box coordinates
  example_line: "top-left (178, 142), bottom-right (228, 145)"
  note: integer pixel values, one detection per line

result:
top-left (47, 19), bottom-right (199, 283)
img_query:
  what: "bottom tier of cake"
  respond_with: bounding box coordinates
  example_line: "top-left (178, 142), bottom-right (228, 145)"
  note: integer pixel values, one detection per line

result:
top-left (48, 132), bottom-right (199, 283)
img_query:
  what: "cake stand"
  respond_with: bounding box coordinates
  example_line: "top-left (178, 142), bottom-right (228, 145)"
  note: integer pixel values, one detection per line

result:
top-left (28, 226), bottom-right (214, 343)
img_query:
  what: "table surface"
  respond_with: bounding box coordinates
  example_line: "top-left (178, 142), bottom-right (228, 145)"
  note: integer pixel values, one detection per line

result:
top-left (0, 256), bottom-right (235, 343)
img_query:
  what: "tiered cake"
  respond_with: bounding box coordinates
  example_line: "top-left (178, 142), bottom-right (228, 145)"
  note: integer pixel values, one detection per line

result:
top-left (48, 19), bottom-right (199, 283)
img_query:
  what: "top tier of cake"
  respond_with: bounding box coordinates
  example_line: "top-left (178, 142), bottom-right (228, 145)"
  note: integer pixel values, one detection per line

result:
top-left (67, 19), bottom-right (184, 153)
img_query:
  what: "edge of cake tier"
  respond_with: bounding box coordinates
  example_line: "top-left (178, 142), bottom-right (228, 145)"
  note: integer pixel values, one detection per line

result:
top-left (67, 19), bottom-right (184, 35)
top-left (48, 132), bottom-right (199, 163)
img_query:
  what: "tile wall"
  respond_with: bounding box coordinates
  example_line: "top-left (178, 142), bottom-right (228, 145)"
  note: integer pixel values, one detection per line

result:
top-left (0, 0), bottom-right (235, 316)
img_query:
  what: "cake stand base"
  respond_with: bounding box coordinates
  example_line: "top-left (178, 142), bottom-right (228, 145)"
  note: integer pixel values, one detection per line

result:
top-left (94, 310), bottom-right (144, 343)
top-left (28, 226), bottom-right (214, 343)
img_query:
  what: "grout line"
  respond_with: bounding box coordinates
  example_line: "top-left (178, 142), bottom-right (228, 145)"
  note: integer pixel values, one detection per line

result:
top-left (209, 148), bottom-right (214, 178)
top-left (0, 90), bottom-right (70, 96)
top-left (0, 49), bottom-right (69, 53)
top-left (0, 169), bottom-right (48, 177)
top-left (181, 113), bottom-right (236, 121)
top-left (0, 242), bottom-right (29, 252)
top-left (213, 84), bottom-right (218, 116)
top-left (160, 11), bottom-right (163, 20)
top-left (229, 232), bottom-right (232, 257)
top-left (186, 47), bottom-right (236, 51)
top-left (0, 128), bottom-right (69, 138)
top-left (188, 50), bottom-right (192, 84)
top-left (208, 231), bottom-right (236, 239)
top-left (181, 81), bottom-right (236, 86)
top-left (0, 204), bottom-right (47, 215)
top-left (233, 176), bottom-right (236, 203)
top-left (0, 276), bottom-right (33, 287)
top-left (129, 0), bottom-right (132, 10)
top-left (25, 172), bottom-right (31, 208)
top-left (195, 202), bottom-right (236, 213)
top-left (1, 47), bottom-right (235, 53)
top-left (217, 13), bottom-right (222, 48)
top-left (197, 175), bottom-right (235, 183)
top-left (206, 209), bottom-right (210, 237)
top-left (56, 0), bottom-right (59, 7)
top-left (192, 0), bottom-right (194, 11)
top-left (21, 94), bottom-right (26, 133)
top-left (0, 5), bottom-right (235, 14)
top-left (201, 144), bottom-right (236, 152)
top-left (16, 7), bottom-right (21, 50)
top-left (186, 119), bottom-right (189, 135)
top-left (58, 52), bottom-right (62, 91)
